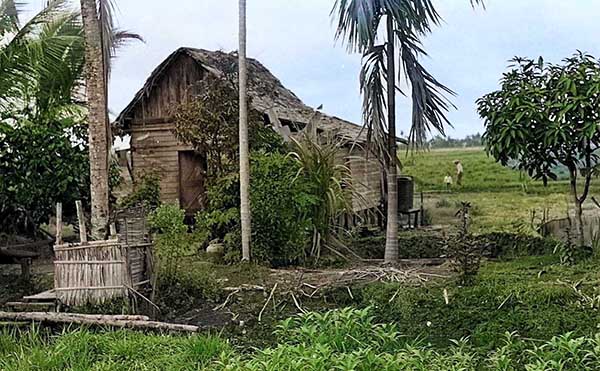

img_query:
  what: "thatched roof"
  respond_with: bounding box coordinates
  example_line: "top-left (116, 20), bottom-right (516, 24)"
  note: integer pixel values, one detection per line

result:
top-left (114, 47), bottom-right (368, 142)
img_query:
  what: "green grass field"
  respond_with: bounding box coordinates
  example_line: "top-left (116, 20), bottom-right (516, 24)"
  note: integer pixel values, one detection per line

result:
top-left (402, 147), bottom-right (526, 193)
top-left (401, 148), bottom-right (599, 232)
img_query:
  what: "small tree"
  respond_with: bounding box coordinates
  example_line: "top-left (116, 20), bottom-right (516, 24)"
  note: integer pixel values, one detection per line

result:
top-left (477, 52), bottom-right (600, 246)
top-left (172, 73), bottom-right (276, 178)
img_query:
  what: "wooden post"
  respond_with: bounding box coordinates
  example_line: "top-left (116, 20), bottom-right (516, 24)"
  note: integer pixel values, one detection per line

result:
top-left (20, 259), bottom-right (31, 280)
top-left (420, 192), bottom-right (425, 227)
top-left (56, 203), bottom-right (63, 246)
top-left (76, 200), bottom-right (88, 244)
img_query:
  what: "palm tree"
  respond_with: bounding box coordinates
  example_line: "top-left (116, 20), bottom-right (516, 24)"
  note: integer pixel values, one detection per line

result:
top-left (0, 0), bottom-right (83, 112)
top-left (238, 0), bottom-right (251, 261)
top-left (79, 0), bottom-right (141, 239)
top-left (80, 0), bottom-right (109, 239)
top-left (332, 0), bottom-right (482, 263)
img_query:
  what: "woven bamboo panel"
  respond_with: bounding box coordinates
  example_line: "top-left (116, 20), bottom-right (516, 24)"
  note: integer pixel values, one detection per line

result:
top-left (54, 240), bottom-right (131, 306)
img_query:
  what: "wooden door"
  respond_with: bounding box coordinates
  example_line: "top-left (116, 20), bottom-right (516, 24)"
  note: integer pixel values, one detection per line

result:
top-left (178, 151), bottom-right (207, 214)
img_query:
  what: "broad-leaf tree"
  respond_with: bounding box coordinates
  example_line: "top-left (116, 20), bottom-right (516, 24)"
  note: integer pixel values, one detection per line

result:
top-left (478, 52), bottom-right (600, 246)
top-left (331, 0), bottom-right (483, 262)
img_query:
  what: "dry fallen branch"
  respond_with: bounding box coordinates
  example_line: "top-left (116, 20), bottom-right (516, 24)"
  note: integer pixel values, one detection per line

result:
top-left (0, 312), bottom-right (199, 332)
top-left (258, 283), bottom-right (278, 322)
top-left (60, 313), bottom-right (151, 321)
top-left (301, 266), bottom-right (442, 292)
top-left (291, 292), bottom-right (306, 314)
top-left (126, 285), bottom-right (160, 313)
top-left (213, 289), bottom-right (240, 311)
top-left (388, 288), bottom-right (401, 303)
top-left (223, 284), bottom-right (265, 292)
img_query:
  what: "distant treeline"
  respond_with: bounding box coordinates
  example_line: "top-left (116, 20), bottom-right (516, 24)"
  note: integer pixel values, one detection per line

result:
top-left (427, 133), bottom-right (482, 149)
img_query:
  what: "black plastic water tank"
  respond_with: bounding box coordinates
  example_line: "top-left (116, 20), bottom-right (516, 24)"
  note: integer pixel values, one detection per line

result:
top-left (397, 176), bottom-right (414, 212)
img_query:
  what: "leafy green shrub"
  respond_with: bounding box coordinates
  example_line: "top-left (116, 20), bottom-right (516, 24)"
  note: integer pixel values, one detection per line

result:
top-left (172, 73), bottom-right (286, 179)
top-left (351, 231), bottom-right (446, 259)
top-left (352, 230), bottom-right (559, 261)
top-left (120, 171), bottom-right (161, 211)
top-left (0, 117), bottom-right (89, 234)
top-left (275, 307), bottom-right (401, 352)
top-left (4, 309), bottom-right (600, 370)
top-left (249, 153), bottom-right (313, 265)
top-left (197, 153), bottom-right (314, 267)
top-left (148, 204), bottom-right (198, 274)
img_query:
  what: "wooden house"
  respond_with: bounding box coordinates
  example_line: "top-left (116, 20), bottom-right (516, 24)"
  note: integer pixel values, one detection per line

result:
top-left (114, 47), bottom-right (384, 217)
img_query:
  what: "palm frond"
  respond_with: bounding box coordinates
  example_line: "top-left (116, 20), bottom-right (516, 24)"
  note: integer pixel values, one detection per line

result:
top-left (470, 0), bottom-right (485, 9)
top-left (97, 0), bottom-right (115, 68)
top-left (12, 0), bottom-right (70, 42)
top-left (331, 0), bottom-right (381, 52)
top-left (383, 0), bottom-right (441, 35)
top-left (359, 44), bottom-right (390, 164)
top-left (111, 29), bottom-right (144, 50)
top-left (32, 12), bottom-right (84, 114)
top-left (396, 27), bottom-right (456, 147)
top-left (0, 2), bottom-right (83, 115)
top-left (0, 0), bottom-right (21, 36)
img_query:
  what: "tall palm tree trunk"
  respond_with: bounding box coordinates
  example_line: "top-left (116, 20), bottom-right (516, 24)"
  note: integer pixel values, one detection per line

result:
top-left (384, 13), bottom-right (398, 263)
top-left (239, 0), bottom-right (251, 261)
top-left (81, 0), bottom-right (109, 240)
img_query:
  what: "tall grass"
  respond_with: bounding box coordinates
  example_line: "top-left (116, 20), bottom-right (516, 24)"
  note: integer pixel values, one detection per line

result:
top-left (4, 308), bottom-right (600, 370)
top-left (0, 326), bottom-right (230, 370)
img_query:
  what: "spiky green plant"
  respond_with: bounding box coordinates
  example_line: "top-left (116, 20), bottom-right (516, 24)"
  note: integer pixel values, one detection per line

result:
top-left (290, 114), bottom-right (362, 258)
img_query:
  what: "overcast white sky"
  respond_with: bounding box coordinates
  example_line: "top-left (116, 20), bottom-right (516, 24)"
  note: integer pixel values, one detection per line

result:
top-left (27, 1), bottom-right (600, 138)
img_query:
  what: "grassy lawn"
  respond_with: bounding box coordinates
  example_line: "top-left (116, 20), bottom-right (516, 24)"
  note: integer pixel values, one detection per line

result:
top-left (402, 148), bottom-right (600, 232)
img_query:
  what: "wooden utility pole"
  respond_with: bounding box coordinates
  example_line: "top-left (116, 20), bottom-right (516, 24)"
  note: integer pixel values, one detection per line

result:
top-left (239, 0), bottom-right (251, 261)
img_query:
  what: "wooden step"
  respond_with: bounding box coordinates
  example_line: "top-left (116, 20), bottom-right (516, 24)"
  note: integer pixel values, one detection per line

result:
top-left (22, 290), bottom-right (57, 303)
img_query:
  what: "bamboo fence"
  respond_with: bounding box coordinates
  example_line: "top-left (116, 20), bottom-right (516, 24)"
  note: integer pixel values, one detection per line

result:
top-left (53, 202), bottom-right (152, 306)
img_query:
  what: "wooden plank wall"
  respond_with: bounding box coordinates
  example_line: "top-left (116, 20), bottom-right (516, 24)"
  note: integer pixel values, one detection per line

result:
top-left (348, 147), bottom-right (382, 211)
top-left (129, 54), bottom-right (204, 206)
top-left (336, 147), bottom-right (382, 213)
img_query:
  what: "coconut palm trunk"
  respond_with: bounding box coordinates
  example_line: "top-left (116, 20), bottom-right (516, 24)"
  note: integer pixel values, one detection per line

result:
top-left (384, 14), bottom-right (398, 263)
top-left (239, 0), bottom-right (251, 261)
top-left (80, 0), bottom-right (109, 240)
